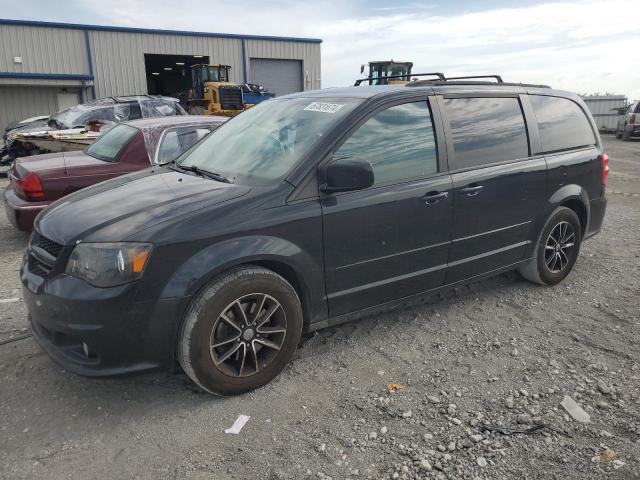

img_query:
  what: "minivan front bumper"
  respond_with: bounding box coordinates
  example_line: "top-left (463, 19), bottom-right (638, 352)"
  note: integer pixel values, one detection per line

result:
top-left (21, 254), bottom-right (186, 376)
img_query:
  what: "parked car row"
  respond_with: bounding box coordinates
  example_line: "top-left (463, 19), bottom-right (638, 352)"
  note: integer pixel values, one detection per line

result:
top-left (1, 95), bottom-right (187, 161)
top-left (4, 115), bottom-right (226, 231)
top-left (616, 100), bottom-right (640, 140)
top-left (11, 75), bottom-right (608, 396)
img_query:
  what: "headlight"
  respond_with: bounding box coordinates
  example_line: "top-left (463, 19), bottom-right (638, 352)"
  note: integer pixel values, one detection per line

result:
top-left (65, 242), bottom-right (152, 288)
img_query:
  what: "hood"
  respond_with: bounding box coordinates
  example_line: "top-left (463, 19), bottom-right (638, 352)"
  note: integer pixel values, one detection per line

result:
top-left (35, 168), bottom-right (251, 244)
top-left (8, 123), bottom-right (54, 138)
top-left (5, 119), bottom-right (49, 135)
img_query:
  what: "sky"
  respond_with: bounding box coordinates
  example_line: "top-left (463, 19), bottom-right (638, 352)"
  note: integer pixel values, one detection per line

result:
top-left (2, 0), bottom-right (639, 100)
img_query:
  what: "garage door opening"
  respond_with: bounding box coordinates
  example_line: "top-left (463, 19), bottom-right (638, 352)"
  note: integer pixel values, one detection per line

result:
top-left (249, 59), bottom-right (303, 97)
top-left (144, 54), bottom-right (209, 100)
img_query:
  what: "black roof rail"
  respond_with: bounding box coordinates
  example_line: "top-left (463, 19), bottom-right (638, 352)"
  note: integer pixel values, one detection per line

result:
top-left (444, 74), bottom-right (503, 83)
top-left (406, 80), bottom-right (551, 89)
top-left (354, 72), bottom-right (445, 86)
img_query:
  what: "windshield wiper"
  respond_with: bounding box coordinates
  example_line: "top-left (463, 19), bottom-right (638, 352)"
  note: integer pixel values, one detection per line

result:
top-left (172, 163), bottom-right (231, 183)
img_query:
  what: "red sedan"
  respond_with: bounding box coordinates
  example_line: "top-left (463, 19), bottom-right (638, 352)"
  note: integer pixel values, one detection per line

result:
top-left (4, 115), bottom-right (226, 231)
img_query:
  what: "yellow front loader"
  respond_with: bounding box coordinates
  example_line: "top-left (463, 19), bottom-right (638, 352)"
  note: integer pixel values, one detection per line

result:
top-left (186, 64), bottom-right (246, 117)
top-left (359, 60), bottom-right (414, 85)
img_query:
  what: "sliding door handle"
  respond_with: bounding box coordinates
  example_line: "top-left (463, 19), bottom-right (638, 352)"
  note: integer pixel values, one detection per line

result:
top-left (422, 191), bottom-right (448, 205)
top-left (459, 185), bottom-right (484, 196)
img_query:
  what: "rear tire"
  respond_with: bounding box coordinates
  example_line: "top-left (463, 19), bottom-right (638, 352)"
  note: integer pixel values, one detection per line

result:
top-left (178, 266), bottom-right (303, 396)
top-left (519, 207), bottom-right (582, 286)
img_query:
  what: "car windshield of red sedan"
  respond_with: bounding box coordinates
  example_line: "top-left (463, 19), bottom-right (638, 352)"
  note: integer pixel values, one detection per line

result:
top-left (177, 97), bottom-right (362, 184)
top-left (85, 124), bottom-right (139, 162)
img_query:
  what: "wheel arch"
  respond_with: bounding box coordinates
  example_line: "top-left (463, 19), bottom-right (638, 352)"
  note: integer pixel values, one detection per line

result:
top-left (547, 184), bottom-right (590, 236)
top-left (162, 235), bottom-right (322, 359)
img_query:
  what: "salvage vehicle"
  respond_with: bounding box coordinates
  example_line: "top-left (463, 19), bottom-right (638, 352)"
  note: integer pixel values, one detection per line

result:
top-left (21, 75), bottom-right (608, 395)
top-left (5, 115), bottom-right (225, 231)
top-left (615, 100), bottom-right (640, 140)
top-left (3, 95), bottom-right (187, 160)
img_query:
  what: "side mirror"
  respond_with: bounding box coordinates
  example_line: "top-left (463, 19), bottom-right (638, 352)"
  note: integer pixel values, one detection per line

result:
top-left (360, 64), bottom-right (365, 74)
top-left (321, 159), bottom-right (374, 194)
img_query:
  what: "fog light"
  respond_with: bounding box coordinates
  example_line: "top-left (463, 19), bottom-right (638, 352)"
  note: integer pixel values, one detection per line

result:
top-left (82, 342), bottom-right (90, 357)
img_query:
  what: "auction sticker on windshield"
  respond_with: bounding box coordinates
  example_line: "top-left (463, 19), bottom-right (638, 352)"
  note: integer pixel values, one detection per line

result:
top-left (304, 102), bottom-right (345, 114)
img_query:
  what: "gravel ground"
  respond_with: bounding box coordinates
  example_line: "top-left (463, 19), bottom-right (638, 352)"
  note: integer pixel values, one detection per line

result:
top-left (0, 135), bottom-right (638, 480)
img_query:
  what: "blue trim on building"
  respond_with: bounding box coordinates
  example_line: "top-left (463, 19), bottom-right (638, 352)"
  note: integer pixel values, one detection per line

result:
top-left (83, 29), bottom-right (96, 100)
top-left (0, 72), bottom-right (94, 80)
top-left (0, 18), bottom-right (322, 43)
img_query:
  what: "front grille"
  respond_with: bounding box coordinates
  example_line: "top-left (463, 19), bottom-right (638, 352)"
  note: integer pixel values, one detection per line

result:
top-left (29, 256), bottom-right (53, 276)
top-left (33, 233), bottom-right (63, 258)
top-left (28, 232), bottom-right (64, 278)
top-left (219, 86), bottom-right (244, 110)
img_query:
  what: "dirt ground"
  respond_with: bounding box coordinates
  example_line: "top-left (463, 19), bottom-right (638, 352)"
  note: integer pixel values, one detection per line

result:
top-left (0, 135), bottom-right (638, 480)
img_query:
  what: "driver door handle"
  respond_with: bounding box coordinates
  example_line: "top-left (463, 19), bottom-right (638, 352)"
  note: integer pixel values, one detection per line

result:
top-left (422, 191), bottom-right (448, 205)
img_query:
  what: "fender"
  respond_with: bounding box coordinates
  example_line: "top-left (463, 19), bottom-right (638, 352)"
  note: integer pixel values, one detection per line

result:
top-left (159, 234), bottom-right (326, 323)
top-left (547, 183), bottom-right (590, 228)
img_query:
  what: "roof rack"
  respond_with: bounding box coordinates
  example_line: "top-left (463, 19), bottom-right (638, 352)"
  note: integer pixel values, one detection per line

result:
top-left (353, 72), bottom-right (550, 89)
top-left (444, 75), bottom-right (503, 83)
top-left (354, 72), bottom-right (444, 86)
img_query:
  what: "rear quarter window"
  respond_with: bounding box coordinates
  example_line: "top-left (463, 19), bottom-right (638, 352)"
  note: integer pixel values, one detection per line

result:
top-left (444, 97), bottom-right (529, 170)
top-left (530, 95), bottom-right (596, 153)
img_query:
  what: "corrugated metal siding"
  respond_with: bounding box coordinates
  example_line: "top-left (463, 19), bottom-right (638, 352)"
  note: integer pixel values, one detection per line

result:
top-left (0, 24), bottom-right (88, 74)
top-left (0, 86), bottom-right (59, 132)
top-left (0, 23), bottom-right (321, 132)
top-left (89, 31), bottom-right (244, 97)
top-left (245, 40), bottom-right (321, 90)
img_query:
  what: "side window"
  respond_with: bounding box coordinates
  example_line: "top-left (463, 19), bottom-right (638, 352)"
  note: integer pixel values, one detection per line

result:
top-left (333, 102), bottom-right (438, 186)
top-left (155, 126), bottom-right (213, 164)
top-left (530, 95), bottom-right (596, 153)
top-left (634, 102), bottom-right (640, 114)
top-left (445, 97), bottom-right (529, 170)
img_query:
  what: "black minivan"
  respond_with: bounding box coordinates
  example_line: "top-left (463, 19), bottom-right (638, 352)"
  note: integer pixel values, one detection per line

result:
top-left (21, 76), bottom-right (608, 395)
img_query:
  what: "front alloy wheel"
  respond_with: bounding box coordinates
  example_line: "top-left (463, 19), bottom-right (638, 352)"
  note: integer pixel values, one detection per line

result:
top-left (210, 293), bottom-right (287, 378)
top-left (179, 266), bottom-right (303, 395)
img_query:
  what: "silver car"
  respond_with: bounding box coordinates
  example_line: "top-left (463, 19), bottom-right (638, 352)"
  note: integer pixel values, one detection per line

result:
top-left (616, 101), bottom-right (640, 140)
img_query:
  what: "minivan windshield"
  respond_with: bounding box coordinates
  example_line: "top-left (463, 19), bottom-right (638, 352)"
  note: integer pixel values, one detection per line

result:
top-left (177, 97), bottom-right (362, 183)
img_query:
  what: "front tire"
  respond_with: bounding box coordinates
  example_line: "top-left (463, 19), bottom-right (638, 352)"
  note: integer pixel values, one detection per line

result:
top-left (519, 207), bottom-right (582, 285)
top-left (178, 266), bottom-right (303, 395)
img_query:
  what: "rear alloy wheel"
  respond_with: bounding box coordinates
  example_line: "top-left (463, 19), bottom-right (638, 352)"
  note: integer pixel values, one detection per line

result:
top-left (543, 221), bottom-right (576, 274)
top-left (519, 207), bottom-right (582, 285)
top-left (178, 266), bottom-right (303, 395)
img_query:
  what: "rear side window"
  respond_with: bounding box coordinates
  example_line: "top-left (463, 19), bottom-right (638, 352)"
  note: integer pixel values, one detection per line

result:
top-left (155, 126), bottom-right (213, 164)
top-left (85, 124), bottom-right (138, 162)
top-left (444, 97), bottom-right (529, 170)
top-left (333, 101), bottom-right (438, 186)
top-left (634, 102), bottom-right (640, 114)
top-left (531, 95), bottom-right (596, 153)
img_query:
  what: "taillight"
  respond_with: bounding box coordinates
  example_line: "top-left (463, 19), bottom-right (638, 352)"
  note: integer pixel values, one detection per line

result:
top-left (600, 153), bottom-right (609, 188)
top-left (630, 114), bottom-right (636, 125)
top-left (16, 172), bottom-right (45, 200)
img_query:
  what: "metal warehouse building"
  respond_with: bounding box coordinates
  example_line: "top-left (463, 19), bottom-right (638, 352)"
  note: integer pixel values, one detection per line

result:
top-left (0, 19), bottom-right (322, 132)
